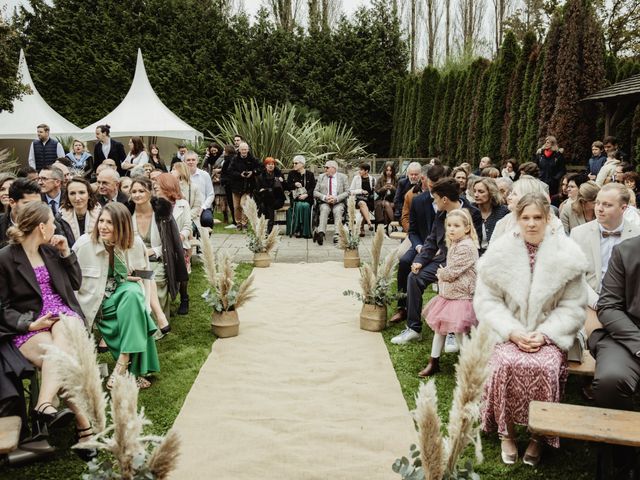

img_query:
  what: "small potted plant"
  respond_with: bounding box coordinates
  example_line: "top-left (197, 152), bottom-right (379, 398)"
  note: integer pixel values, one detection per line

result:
top-left (201, 229), bottom-right (255, 337)
top-left (243, 196), bottom-right (279, 267)
top-left (344, 225), bottom-right (400, 331)
top-left (337, 195), bottom-right (362, 268)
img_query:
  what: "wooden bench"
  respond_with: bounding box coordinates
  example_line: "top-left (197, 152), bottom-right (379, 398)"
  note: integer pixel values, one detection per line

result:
top-left (389, 221), bottom-right (400, 228)
top-left (389, 231), bottom-right (407, 240)
top-left (529, 401), bottom-right (640, 447)
top-left (567, 350), bottom-right (596, 376)
top-left (0, 416), bottom-right (21, 454)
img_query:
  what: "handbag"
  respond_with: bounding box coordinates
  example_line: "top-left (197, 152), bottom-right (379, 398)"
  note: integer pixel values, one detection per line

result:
top-left (292, 187), bottom-right (307, 199)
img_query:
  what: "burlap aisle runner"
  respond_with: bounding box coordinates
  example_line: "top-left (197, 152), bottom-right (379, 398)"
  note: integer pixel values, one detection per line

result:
top-left (170, 262), bottom-right (416, 479)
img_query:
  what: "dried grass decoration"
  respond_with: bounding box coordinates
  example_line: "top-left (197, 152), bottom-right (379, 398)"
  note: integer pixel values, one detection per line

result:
top-left (242, 195), bottom-right (279, 267)
top-left (42, 315), bottom-right (180, 480)
top-left (343, 225), bottom-right (401, 331)
top-left (338, 195), bottom-right (362, 267)
top-left (200, 228), bottom-right (256, 337)
top-left (392, 324), bottom-right (495, 480)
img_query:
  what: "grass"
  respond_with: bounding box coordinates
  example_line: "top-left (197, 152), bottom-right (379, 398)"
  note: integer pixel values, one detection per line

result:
top-left (382, 287), bottom-right (597, 480)
top-left (0, 262), bottom-right (253, 480)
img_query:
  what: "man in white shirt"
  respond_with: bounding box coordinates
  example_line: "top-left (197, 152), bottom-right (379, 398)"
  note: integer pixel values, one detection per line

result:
top-left (28, 124), bottom-right (65, 170)
top-left (37, 166), bottom-right (64, 215)
top-left (185, 151), bottom-right (214, 228)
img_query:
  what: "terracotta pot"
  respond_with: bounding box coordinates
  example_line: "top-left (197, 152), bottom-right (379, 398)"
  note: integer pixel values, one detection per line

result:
top-left (359, 304), bottom-right (387, 332)
top-left (211, 310), bottom-right (240, 338)
top-left (253, 252), bottom-right (271, 268)
top-left (343, 248), bottom-right (360, 268)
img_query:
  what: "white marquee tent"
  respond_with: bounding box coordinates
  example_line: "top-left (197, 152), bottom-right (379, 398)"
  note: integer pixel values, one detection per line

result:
top-left (0, 49), bottom-right (83, 140)
top-left (81, 49), bottom-right (202, 142)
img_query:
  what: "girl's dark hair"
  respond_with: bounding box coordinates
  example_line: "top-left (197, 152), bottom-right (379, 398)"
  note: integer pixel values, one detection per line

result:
top-left (130, 137), bottom-right (145, 157)
top-left (382, 162), bottom-right (396, 181)
top-left (97, 124), bottom-right (111, 135)
top-left (61, 176), bottom-right (98, 211)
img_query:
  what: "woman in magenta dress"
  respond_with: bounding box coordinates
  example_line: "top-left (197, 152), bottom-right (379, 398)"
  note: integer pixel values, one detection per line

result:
top-left (0, 201), bottom-right (96, 460)
top-left (474, 192), bottom-right (587, 466)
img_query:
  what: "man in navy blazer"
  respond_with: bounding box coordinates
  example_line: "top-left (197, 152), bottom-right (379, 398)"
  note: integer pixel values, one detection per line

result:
top-left (93, 125), bottom-right (126, 175)
top-left (392, 164), bottom-right (444, 323)
top-left (392, 178), bottom-right (482, 345)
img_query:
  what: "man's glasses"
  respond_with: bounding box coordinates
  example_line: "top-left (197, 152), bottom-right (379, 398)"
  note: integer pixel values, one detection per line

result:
top-left (37, 177), bottom-right (54, 182)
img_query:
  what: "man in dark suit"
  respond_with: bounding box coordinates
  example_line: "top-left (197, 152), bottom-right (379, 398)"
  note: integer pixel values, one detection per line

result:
top-left (590, 235), bottom-right (640, 478)
top-left (393, 162), bottom-right (422, 221)
top-left (96, 169), bottom-right (128, 206)
top-left (93, 125), bottom-right (126, 174)
top-left (391, 178), bottom-right (482, 345)
top-left (391, 164), bottom-right (443, 323)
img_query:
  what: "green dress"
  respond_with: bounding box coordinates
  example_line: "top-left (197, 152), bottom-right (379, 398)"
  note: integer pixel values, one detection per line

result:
top-left (98, 253), bottom-right (160, 377)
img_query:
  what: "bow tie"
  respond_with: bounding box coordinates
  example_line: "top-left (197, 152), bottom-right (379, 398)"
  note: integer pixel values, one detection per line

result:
top-left (602, 230), bottom-right (621, 238)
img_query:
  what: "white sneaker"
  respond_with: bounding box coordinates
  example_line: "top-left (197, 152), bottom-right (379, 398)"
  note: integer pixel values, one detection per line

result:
top-left (391, 328), bottom-right (422, 345)
top-left (224, 224), bottom-right (237, 229)
top-left (444, 333), bottom-right (459, 353)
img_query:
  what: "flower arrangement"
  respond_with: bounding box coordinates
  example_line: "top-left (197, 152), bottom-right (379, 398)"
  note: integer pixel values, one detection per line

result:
top-left (392, 324), bottom-right (494, 480)
top-left (242, 196), bottom-right (279, 254)
top-left (343, 225), bottom-right (401, 306)
top-left (337, 195), bottom-right (361, 251)
top-left (200, 228), bottom-right (255, 313)
top-left (42, 316), bottom-right (180, 480)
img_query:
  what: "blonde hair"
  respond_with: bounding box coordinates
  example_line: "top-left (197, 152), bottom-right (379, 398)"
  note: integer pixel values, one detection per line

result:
top-left (445, 209), bottom-right (479, 248)
top-left (572, 181), bottom-right (600, 216)
top-left (6, 202), bottom-right (52, 244)
top-left (171, 161), bottom-right (191, 185)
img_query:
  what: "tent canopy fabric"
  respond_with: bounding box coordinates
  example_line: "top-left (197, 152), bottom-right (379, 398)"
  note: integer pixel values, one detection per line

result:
top-left (0, 50), bottom-right (83, 140)
top-left (80, 49), bottom-right (202, 142)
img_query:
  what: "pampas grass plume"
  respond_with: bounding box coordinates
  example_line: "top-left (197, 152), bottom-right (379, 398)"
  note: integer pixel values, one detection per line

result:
top-left (414, 380), bottom-right (445, 480)
top-left (148, 428), bottom-right (181, 479)
top-left (235, 273), bottom-right (256, 309)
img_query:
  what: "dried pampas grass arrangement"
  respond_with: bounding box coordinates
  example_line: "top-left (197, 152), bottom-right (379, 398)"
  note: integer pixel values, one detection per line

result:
top-left (42, 316), bottom-right (181, 479)
top-left (337, 195), bottom-right (361, 251)
top-left (395, 323), bottom-right (494, 480)
top-left (201, 227), bottom-right (256, 313)
top-left (243, 196), bottom-right (279, 254)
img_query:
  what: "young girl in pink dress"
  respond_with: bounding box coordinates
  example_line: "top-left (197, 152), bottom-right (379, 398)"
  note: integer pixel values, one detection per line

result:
top-left (418, 208), bottom-right (479, 377)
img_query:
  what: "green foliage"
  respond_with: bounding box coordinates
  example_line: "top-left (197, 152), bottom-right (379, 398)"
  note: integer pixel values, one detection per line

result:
top-left (416, 68), bottom-right (439, 157)
top-left (466, 65), bottom-right (492, 163)
top-left (517, 44), bottom-right (542, 161)
top-left (392, 447), bottom-right (482, 480)
top-left (0, 17), bottom-right (29, 113)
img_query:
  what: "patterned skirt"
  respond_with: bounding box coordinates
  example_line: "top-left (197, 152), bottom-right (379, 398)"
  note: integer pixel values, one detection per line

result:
top-left (481, 341), bottom-right (568, 447)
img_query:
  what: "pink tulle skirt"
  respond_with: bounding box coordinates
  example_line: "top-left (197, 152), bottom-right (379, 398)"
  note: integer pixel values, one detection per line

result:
top-left (423, 295), bottom-right (477, 335)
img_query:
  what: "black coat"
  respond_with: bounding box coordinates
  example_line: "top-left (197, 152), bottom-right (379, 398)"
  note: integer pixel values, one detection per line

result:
top-left (478, 204), bottom-right (509, 254)
top-left (256, 168), bottom-right (286, 212)
top-left (414, 197), bottom-right (482, 266)
top-left (0, 211), bottom-right (74, 250)
top-left (408, 191), bottom-right (436, 250)
top-left (93, 139), bottom-right (126, 175)
top-left (97, 190), bottom-right (130, 207)
top-left (286, 170), bottom-right (316, 205)
top-left (228, 154), bottom-right (260, 193)
top-left (0, 244), bottom-right (84, 341)
top-left (534, 150), bottom-right (566, 195)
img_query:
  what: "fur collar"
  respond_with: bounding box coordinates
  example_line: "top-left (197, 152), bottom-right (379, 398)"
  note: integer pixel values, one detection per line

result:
top-left (478, 225), bottom-right (587, 327)
top-left (151, 197), bottom-right (173, 220)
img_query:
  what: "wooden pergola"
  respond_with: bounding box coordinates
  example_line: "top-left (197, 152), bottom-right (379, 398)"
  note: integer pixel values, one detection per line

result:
top-left (582, 74), bottom-right (640, 136)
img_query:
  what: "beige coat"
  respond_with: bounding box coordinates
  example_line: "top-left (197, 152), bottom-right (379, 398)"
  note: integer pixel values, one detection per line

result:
top-left (474, 225), bottom-right (588, 351)
top-left (72, 234), bottom-right (151, 328)
top-left (173, 199), bottom-right (192, 249)
top-left (59, 205), bottom-right (101, 243)
top-left (595, 159), bottom-right (620, 186)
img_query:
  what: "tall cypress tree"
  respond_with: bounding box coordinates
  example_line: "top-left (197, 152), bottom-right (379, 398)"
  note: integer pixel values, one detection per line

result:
top-left (428, 77), bottom-right (446, 155)
top-left (416, 67), bottom-right (439, 157)
top-left (536, 14), bottom-right (564, 145)
top-left (457, 59), bottom-right (489, 162)
top-left (389, 79), bottom-right (404, 156)
top-left (435, 72), bottom-right (457, 159)
top-left (480, 31), bottom-right (520, 160)
top-left (467, 65), bottom-right (492, 163)
top-left (517, 45), bottom-right (541, 161)
top-left (521, 47), bottom-right (546, 160)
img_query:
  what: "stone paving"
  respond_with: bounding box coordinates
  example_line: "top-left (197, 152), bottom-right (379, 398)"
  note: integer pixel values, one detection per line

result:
top-left (208, 225), bottom-right (402, 263)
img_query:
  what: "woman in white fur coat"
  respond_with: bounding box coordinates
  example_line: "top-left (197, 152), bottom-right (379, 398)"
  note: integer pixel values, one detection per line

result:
top-left (474, 192), bottom-right (587, 467)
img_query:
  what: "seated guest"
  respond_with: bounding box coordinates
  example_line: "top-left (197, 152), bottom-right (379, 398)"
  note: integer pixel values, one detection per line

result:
top-left (390, 165), bottom-right (438, 324)
top-left (501, 159), bottom-right (519, 181)
top-left (228, 143), bottom-right (260, 231)
top-left (475, 192), bottom-right (587, 466)
top-left (374, 161), bottom-right (397, 230)
top-left (495, 177), bottom-right (513, 202)
top-left (155, 173), bottom-right (193, 315)
top-left (73, 203), bottom-right (160, 389)
top-left (473, 157), bottom-right (492, 176)
top-left (560, 181), bottom-right (599, 234)
top-left (481, 167), bottom-right (500, 178)
top-left (286, 155), bottom-right (316, 238)
top-left (121, 137), bottom-right (149, 174)
top-left (16, 167), bottom-right (38, 182)
top-left (472, 178), bottom-right (509, 255)
top-left (595, 151), bottom-right (621, 186)
top-left (0, 179), bottom-right (43, 248)
top-left (623, 171), bottom-right (640, 206)
top-left (614, 161), bottom-right (634, 184)
top-left (0, 202), bottom-right (95, 460)
top-left (0, 173), bottom-right (16, 215)
top-left (119, 177), bottom-right (133, 199)
top-left (558, 173), bottom-right (588, 214)
top-left (171, 161), bottom-right (203, 226)
top-left (59, 177), bottom-right (101, 246)
top-left (452, 167), bottom-right (468, 198)
top-left (65, 139), bottom-right (93, 179)
top-left (392, 162), bottom-right (421, 221)
top-left (170, 144), bottom-right (188, 167)
top-left (148, 144), bottom-right (168, 172)
top-left (350, 163), bottom-right (376, 236)
top-left (401, 165), bottom-right (441, 235)
top-left (551, 174), bottom-right (569, 209)
top-left (96, 168), bottom-right (128, 205)
top-left (52, 159), bottom-right (73, 187)
top-left (391, 178), bottom-right (482, 344)
top-left (312, 160), bottom-right (349, 246)
top-left (129, 177), bottom-right (188, 322)
top-left (590, 233), bottom-right (640, 479)
top-left (255, 157), bottom-right (285, 233)
top-left (37, 166), bottom-right (64, 215)
top-left (519, 161), bottom-right (540, 178)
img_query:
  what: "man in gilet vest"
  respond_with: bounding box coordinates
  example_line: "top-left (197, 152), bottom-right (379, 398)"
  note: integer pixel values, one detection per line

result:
top-left (28, 124), bottom-right (65, 171)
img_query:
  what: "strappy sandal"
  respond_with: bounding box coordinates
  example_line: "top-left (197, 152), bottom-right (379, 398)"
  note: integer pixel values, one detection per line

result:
top-left (106, 361), bottom-right (129, 390)
top-left (34, 402), bottom-right (76, 430)
top-left (523, 437), bottom-right (542, 466)
top-left (74, 426), bottom-right (98, 462)
top-left (500, 435), bottom-right (518, 465)
top-left (136, 377), bottom-right (151, 389)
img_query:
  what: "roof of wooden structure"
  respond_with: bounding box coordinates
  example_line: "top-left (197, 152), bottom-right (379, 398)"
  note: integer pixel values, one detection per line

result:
top-left (583, 74), bottom-right (640, 102)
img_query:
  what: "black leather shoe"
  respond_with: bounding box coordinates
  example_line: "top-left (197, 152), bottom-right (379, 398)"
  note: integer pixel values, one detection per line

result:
top-left (317, 232), bottom-right (324, 246)
top-left (74, 426), bottom-right (98, 462)
top-left (177, 296), bottom-right (189, 315)
top-left (160, 325), bottom-right (172, 335)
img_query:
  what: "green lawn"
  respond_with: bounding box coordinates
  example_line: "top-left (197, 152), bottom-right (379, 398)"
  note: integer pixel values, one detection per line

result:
top-left (382, 289), bottom-right (597, 480)
top-left (0, 262), bottom-right (253, 480)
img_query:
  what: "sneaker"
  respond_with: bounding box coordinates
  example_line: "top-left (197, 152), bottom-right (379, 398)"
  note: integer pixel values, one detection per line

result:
top-left (444, 333), bottom-right (459, 353)
top-left (224, 224), bottom-right (237, 230)
top-left (390, 327), bottom-right (422, 345)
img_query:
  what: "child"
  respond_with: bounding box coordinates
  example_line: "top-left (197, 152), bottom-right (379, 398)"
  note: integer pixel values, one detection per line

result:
top-left (418, 208), bottom-right (479, 377)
